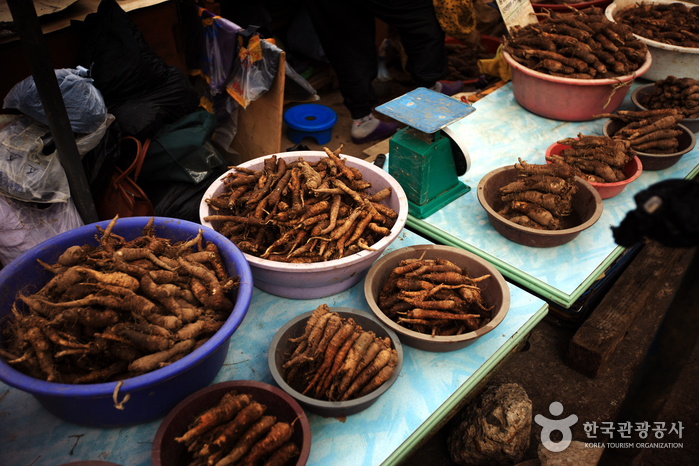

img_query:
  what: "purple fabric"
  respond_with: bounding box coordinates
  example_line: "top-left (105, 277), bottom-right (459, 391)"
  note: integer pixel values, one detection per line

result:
top-left (192, 8), bottom-right (242, 94)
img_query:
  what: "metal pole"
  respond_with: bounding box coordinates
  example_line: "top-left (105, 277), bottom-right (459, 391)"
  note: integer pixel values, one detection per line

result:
top-left (6, 0), bottom-right (99, 224)
top-left (597, 247), bottom-right (699, 465)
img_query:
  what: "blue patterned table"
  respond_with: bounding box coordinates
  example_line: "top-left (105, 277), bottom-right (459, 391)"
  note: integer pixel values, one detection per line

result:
top-left (405, 80), bottom-right (699, 308)
top-left (0, 230), bottom-right (547, 466)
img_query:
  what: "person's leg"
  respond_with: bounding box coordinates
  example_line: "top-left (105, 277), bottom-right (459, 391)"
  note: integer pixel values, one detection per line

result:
top-left (305, 0), bottom-right (378, 120)
top-left (305, 0), bottom-right (399, 143)
top-left (370, 0), bottom-right (463, 95)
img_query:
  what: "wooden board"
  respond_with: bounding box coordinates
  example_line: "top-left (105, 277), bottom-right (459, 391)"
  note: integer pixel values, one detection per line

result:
top-left (0, 0), bottom-right (186, 102)
top-left (363, 138), bottom-right (389, 162)
top-left (0, 0), bottom-right (79, 23)
top-left (230, 50), bottom-right (286, 162)
top-left (0, 0), bottom-right (169, 42)
top-left (565, 239), bottom-right (690, 378)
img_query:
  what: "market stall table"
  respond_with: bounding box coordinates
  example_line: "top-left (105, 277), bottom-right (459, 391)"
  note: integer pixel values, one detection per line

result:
top-left (0, 229), bottom-right (547, 466)
top-left (405, 80), bottom-right (699, 310)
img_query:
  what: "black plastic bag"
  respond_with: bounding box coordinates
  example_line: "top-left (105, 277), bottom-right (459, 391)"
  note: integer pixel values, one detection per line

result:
top-left (144, 165), bottom-right (229, 224)
top-left (74, 0), bottom-right (199, 140)
top-left (612, 179), bottom-right (699, 248)
top-left (140, 109), bottom-right (225, 184)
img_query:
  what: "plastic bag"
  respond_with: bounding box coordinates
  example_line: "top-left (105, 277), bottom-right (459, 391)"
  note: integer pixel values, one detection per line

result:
top-left (0, 117), bottom-right (70, 203)
top-left (187, 7), bottom-right (242, 95)
top-left (139, 109), bottom-right (225, 184)
top-left (144, 165), bottom-right (229, 223)
top-left (75, 0), bottom-right (199, 140)
top-left (226, 33), bottom-right (280, 108)
top-left (612, 179), bottom-right (699, 248)
top-left (3, 68), bottom-right (107, 134)
top-left (0, 194), bottom-right (84, 267)
top-left (0, 114), bottom-right (119, 203)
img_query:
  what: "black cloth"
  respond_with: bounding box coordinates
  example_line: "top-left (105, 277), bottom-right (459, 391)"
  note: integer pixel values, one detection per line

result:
top-left (612, 179), bottom-right (699, 248)
top-left (305, 0), bottom-right (447, 119)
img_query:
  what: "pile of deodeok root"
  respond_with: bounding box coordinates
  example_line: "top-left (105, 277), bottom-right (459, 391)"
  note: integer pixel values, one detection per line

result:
top-left (614, 2), bottom-right (699, 48)
top-left (0, 216), bottom-right (239, 384)
top-left (282, 304), bottom-right (398, 402)
top-left (204, 145), bottom-right (398, 263)
top-left (497, 160), bottom-right (579, 230)
top-left (547, 134), bottom-right (634, 182)
top-left (175, 390), bottom-right (299, 466)
top-left (638, 76), bottom-right (699, 120)
top-left (504, 6), bottom-right (648, 79)
top-left (596, 108), bottom-right (686, 154)
top-left (377, 255), bottom-right (493, 337)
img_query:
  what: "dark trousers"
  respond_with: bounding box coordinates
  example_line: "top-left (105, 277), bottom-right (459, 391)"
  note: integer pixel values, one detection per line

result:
top-left (305, 0), bottom-right (447, 119)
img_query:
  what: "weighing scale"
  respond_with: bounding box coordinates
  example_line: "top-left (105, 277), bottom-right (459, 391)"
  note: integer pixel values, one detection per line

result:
top-left (376, 87), bottom-right (476, 219)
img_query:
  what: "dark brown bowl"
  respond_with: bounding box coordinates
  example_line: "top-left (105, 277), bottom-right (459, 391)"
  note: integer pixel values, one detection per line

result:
top-left (477, 166), bottom-right (603, 248)
top-left (268, 308), bottom-right (403, 417)
top-left (603, 119), bottom-right (696, 170)
top-left (152, 381), bottom-right (311, 466)
top-left (364, 245), bottom-right (510, 352)
top-left (631, 83), bottom-right (699, 133)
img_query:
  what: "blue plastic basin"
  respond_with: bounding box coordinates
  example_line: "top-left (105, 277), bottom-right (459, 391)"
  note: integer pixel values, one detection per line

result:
top-left (0, 217), bottom-right (253, 427)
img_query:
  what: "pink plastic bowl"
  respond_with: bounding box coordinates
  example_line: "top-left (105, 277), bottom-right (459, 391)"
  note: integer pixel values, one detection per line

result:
top-left (200, 151), bottom-right (409, 299)
top-left (545, 142), bottom-right (643, 199)
top-left (503, 51), bottom-right (652, 121)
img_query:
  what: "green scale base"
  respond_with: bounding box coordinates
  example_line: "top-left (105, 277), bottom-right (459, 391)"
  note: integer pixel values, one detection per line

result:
top-left (408, 181), bottom-right (471, 219)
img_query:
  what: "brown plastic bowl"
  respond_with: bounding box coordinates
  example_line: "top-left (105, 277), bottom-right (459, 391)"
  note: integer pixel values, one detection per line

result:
top-left (152, 381), bottom-right (311, 466)
top-left (631, 83), bottom-right (699, 133)
top-left (364, 245), bottom-right (510, 352)
top-left (477, 166), bottom-right (603, 247)
top-left (268, 308), bottom-right (403, 417)
top-left (603, 119), bottom-right (697, 171)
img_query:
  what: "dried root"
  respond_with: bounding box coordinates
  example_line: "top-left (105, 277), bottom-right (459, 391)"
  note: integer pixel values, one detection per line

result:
top-left (615, 3), bottom-right (699, 48)
top-left (498, 160), bottom-right (579, 230)
top-left (595, 109), bottom-right (686, 154)
top-left (504, 7), bottom-right (648, 79)
top-left (0, 217), bottom-right (240, 384)
top-left (378, 256), bottom-right (493, 337)
top-left (281, 305), bottom-right (398, 402)
top-left (174, 390), bottom-right (300, 466)
top-left (203, 145), bottom-right (398, 263)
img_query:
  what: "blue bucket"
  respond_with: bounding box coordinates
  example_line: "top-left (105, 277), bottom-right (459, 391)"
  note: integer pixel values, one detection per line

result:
top-left (284, 103), bottom-right (338, 145)
top-left (0, 217), bottom-right (253, 427)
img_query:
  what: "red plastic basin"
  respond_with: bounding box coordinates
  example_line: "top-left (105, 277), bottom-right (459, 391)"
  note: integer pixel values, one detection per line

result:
top-left (503, 51), bottom-right (652, 121)
top-left (546, 142), bottom-right (643, 199)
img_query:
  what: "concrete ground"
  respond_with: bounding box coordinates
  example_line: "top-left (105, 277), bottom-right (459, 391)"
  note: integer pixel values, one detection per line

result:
top-left (281, 81), bottom-right (699, 466)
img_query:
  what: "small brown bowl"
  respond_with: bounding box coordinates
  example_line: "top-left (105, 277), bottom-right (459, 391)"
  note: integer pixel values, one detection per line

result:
top-left (364, 245), bottom-right (510, 352)
top-left (603, 119), bottom-right (696, 170)
top-left (152, 381), bottom-right (311, 466)
top-left (631, 83), bottom-right (699, 134)
top-left (477, 166), bottom-right (603, 248)
top-left (268, 308), bottom-right (403, 417)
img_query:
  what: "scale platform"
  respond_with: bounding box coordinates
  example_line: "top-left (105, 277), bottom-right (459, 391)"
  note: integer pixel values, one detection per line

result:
top-left (376, 87), bottom-right (475, 132)
top-left (376, 87), bottom-right (476, 219)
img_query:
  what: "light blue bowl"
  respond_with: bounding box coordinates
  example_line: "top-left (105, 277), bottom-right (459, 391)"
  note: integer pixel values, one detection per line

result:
top-left (0, 217), bottom-right (253, 427)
